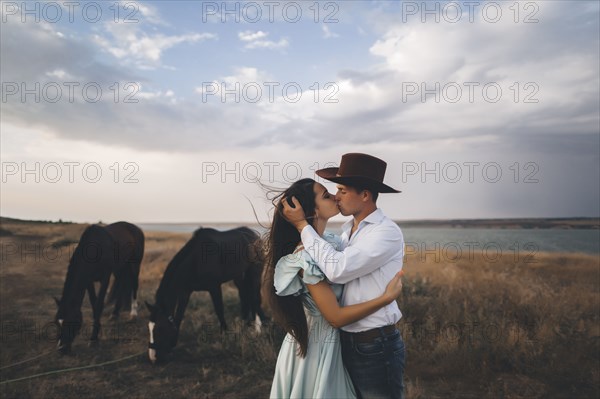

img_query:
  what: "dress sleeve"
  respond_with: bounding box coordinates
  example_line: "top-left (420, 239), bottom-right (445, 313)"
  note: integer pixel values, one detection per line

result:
top-left (300, 253), bottom-right (327, 285)
top-left (274, 252), bottom-right (305, 296)
top-left (274, 249), bottom-right (330, 294)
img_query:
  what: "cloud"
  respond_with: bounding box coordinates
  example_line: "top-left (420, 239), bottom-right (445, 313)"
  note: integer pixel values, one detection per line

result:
top-left (59, 1), bottom-right (217, 69)
top-left (2, 2), bottom-right (599, 220)
top-left (245, 38), bottom-right (289, 50)
top-left (289, 2), bottom-right (599, 149)
top-left (194, 67), bottom-right (275, 101)
top-left (45, 69), bottom-right (73, 80)
top-left (136, 85), bottom-right (176, 102)
top-left (222, 67), bottom-right (273, 84)
top-left (94, 23), bottom-right (216, 68)
top-left (238, 30), bottom-right (268, 42)
top-left (135, 1), bottom-right (167, 26)
top-left (238, 30), bottom-right (289, 50)
top-left (2, 2), bottom-right (598, 158)
top-left (322, 25), bottom-right (339, 39)
top-left (1, 19), bottom-right (140, 85)
top-left (0, 18), bottom-right (275, 152)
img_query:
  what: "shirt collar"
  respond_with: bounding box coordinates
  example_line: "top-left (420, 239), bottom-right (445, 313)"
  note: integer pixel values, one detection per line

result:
top-left (341, 208), bottom-right (384, 234)
top-left (342, 218), bottom-right (353, 232)
top-left (363, 208), bottom-right (384, 224)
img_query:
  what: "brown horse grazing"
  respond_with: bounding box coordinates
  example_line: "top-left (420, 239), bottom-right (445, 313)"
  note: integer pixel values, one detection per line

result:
top-left (146, 227), bottom-right (267, 364)
top-left (54, 221), bottom-right (144, 354)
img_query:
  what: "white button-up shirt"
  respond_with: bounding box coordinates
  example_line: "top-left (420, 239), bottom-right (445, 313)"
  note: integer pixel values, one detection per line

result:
top-left (300, 208), bottom-right (404, 332)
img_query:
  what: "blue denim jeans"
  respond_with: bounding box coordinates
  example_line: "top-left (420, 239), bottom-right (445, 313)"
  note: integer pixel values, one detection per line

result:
top-left (341, 328), bottom-right (405, 399)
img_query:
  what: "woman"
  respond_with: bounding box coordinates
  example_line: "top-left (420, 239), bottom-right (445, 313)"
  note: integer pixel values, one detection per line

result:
top-left (263, 178), bottom-right (403, 399)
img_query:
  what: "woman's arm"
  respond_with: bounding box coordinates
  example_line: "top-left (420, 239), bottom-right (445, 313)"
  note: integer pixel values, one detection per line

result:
top-left (305, 271), bottom-right (403, 329)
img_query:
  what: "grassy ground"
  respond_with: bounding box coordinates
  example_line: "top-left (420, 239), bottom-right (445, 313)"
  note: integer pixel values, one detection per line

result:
top-left (0, 219), bottom-right (598, 398)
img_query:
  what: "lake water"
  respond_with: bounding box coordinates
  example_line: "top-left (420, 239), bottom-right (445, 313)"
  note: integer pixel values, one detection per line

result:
top-left (402, 227), bottom-right (599, 256)
top-left (138, 223), bottom-right (599, 255)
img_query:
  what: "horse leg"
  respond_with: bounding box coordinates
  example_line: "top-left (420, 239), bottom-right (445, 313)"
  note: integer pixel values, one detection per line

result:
top-left (244, 271), bottom-right (264, 332)
top-left (91, 274), bottom-right (111, 342)
top-left (87, 282), bottom-right (97, 310)
top-left (173, 292), bottom-right (191, 346)
top-left (174, 291), bottom-right (190, 330)
top-left (253, 293), bottom-right (268, 334)
top-left (247, 268), bottom-right (269, 327)
top-left (110, 281), bottom-right (122, 321)
top-left (252, 274), bottom-right (269, 324)
top-left (234, 277), bottom-right (249, 323)
top-left (257, 306), bottom-right (269, 323)
top-left (110, 271), bottom-right (125, 321)
top-left (209, 286), bottom-right (227, 332)
top-left (130, 265), bottom-right (140, 319)
top-left (87, 282), bottom-right (101, 343)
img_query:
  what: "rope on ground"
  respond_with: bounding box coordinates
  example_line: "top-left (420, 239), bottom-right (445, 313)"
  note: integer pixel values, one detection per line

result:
top-left (0, 350), bottom-right (55, 371)
top-left (0, 350), bottom-right (146, 385)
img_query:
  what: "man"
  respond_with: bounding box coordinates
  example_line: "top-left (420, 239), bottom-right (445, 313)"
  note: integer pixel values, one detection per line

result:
top-left (282, 153), bottom-right (405, 399)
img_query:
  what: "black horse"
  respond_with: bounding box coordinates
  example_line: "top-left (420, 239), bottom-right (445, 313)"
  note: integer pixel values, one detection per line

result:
top-left (54, 221), bottom-right (144, 353)
top-left (146, 227), bottom-right (266, 363)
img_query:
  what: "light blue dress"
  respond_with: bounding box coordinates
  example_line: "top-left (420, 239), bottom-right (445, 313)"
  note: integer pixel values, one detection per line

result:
top-left (269, 233), bottom-right (357, 399)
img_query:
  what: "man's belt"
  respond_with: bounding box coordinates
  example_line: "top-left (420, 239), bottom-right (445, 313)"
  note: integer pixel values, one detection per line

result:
top-left (340, 324), bottom-right (397, 344)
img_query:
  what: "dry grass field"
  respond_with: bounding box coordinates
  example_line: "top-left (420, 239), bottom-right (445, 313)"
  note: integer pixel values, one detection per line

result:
top-left (1, 218), bottom-right (598, 398)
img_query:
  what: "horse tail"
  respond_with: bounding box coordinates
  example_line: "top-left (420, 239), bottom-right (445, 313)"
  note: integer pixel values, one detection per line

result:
top-left (124, 224), bottom-right (143, 308)
top-left (131, 226), bottom-right (144, 305)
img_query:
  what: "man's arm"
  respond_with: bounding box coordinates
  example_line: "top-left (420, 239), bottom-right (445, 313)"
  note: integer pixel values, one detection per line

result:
top-left (301, 224), bottom-right (403, 284)
top-left (282, 196), bottom-right (404, 284)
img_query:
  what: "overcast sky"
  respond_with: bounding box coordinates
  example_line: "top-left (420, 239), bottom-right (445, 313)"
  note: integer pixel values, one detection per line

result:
top-left (1, 0), bottom-right (599, 223)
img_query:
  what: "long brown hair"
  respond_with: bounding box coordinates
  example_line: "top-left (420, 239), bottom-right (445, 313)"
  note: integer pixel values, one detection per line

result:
top-left (262, 178), bottom-right (317, 357)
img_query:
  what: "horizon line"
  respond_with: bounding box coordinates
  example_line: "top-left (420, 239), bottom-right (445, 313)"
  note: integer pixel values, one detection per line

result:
top-left (3, 215), bottom-right (599, 225)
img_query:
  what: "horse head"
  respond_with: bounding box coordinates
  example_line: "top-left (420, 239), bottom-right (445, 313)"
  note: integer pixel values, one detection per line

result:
top-left (146, 301), bottom-right (178, 364)
top-left (54, 297), bottom-right (82, 354)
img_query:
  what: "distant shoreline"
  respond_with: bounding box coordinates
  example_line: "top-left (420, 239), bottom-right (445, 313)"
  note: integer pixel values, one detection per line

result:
top-left (394, 217), bottom-right (600, 229)
top-left (1, 216), bottom-right (599, 229)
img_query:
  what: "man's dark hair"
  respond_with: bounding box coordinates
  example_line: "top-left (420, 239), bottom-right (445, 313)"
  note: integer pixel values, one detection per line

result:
top-left (347, 183), bottom-right (379, 202)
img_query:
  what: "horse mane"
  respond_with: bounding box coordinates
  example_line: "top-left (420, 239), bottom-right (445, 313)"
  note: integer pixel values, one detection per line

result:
top-left (60, 225), bottom-right (104, 305)
top-left (154, 227), bottom-right (260, 307)
top-left (236, 226), bottom-right (259, 242)
top-left (155, 229), bottom-right (203, 306)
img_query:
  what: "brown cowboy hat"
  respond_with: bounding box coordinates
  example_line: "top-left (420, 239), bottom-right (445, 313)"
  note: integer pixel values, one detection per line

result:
top-left (316, 153), bottom-right (401, 193)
